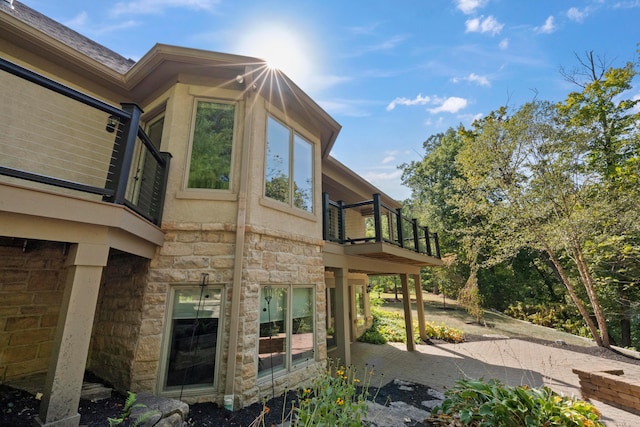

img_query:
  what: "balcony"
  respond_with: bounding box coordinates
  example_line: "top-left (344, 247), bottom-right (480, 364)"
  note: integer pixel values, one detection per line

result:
top-left (0, 57), bottom-right (170, 226)
top-left (322, 192), bottom-right (441, 267)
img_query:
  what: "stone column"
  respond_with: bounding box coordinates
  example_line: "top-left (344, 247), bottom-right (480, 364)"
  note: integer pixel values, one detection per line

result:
top-left (413, 274), bottom-right (427, 340)
top-left (334, 268), bottom-right (351, 366)
top-left (400, 274), bottom-right (415, 352)
top-left (35, 243), bottom-right (109, 427)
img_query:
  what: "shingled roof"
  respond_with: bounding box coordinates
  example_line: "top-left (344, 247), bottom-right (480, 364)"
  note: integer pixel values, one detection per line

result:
top-left (1, 0), bottom-right (135, 74)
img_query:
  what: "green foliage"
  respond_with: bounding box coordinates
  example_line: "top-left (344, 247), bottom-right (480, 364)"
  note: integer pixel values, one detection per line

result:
top-left (424, 321), bottom-right (465, 343)
top-left (107, 392), bottom-right (161, 427)
top-left (358, 307), bottom-right (464, 345)
top-left (505, 302), bottom-right (591, 338)
top-left (430, 378), bottom-right (604, 427)
top-left (458, 270), bottom-right (484, 324)
top-left (250, 362), bottom-right (378, 427)
top-left (401, 53), bottom-right (640, 349)
top-left (188, 102), bottom-right (234, 190)
top-left (292, 362), bottom-right (375, 426)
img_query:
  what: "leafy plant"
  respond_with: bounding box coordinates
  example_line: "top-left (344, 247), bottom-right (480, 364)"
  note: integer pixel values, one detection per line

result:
top-left (358, 307), bottom-right (464, 345)
top-left (107, 392), bottom-right (161, 427)
top-left (430, 378), bottom-right (604, 427)
top-left (249, 361), bottom-right (380, 427)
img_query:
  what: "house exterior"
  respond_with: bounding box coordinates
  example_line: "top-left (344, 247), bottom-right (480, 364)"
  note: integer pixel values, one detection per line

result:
top-left (0, 1), bottom-right (442, 426)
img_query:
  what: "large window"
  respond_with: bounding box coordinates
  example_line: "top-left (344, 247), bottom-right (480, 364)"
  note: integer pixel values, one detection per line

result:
top-left (265, 116), bottom-right (314, 212)
top-left (187, 101), bottom-right (235, 190)
top-left (258, 285), bottom-right (315, 378)
top-left (162, 287), bottom-right (222, 391)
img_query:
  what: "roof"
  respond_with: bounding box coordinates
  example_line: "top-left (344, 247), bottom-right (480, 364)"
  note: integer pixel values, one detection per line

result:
top-left (0, 1), bottom-right (342, 161)
top-left (1, 1), bottom-right (134, 73)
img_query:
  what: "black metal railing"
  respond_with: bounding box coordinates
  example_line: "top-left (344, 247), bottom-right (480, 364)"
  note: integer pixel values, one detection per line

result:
top-left (0, 57), bottom-right (171, 225)
top-left (322, 192), bottom-right (441, 259)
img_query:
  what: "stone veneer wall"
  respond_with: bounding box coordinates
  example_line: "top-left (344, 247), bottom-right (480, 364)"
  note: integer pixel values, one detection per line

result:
top-left (88, 252), bottom-right (150, 391)
top-left (137, 222), bottom-right (238, 400)
top-left (134, 222), bottom-right (327, 408)
top-left (238, 225), bottom-right (327, 408)
top-left (0, 241), bottom-right (66, 381)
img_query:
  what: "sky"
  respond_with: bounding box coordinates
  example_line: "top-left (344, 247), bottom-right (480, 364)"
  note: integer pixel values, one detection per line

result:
top-left (20, 0), bottom-right (640, 200)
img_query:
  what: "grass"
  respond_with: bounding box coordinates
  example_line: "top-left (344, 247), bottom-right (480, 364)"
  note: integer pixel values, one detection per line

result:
top-left (375, 292), bottom-right (596, 348)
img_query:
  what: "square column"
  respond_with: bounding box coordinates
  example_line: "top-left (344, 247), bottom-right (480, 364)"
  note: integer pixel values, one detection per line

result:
top-left (400, 274), bottom-right (415, 352)
top-left (34, 243), bottom-right (109, 427)
top-left (413, 274), bottom-right (427, 340)
top-left (333, 268), bottom-right (351, 366)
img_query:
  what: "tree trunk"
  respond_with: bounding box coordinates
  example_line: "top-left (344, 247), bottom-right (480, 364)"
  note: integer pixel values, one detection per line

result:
top-left (571, 241), bottom-right (610, 348)
top-left (544, 245), bottom-right (604, 347)
top-left (619, 286), bottom-right (631, 348)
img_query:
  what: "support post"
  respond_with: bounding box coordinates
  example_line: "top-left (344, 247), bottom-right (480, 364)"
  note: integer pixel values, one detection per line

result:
top-left (414, 274), bottom-right (427, 341)
top-left (34, 243), bottom-right (109, 427)
top-left (334, 268), bottom-right (351, 366)
top-left (400, 274), bottom-right (415, 352)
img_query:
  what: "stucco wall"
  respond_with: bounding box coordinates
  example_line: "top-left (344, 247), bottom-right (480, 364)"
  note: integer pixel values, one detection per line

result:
top-left (0, 241), bottom-right (66, 381)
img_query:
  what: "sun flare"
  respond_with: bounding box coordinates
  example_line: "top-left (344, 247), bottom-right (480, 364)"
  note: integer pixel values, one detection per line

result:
top-left (236, 24), bottom-right (314, 89)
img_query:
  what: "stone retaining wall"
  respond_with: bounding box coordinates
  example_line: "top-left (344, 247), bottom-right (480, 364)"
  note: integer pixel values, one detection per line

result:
top-left (573, 368), bottom-right (640, 415)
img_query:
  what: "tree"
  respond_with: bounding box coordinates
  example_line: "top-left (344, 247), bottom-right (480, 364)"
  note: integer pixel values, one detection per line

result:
top-left (558, 51), bottom-right (640, 347)
top-left (456, 101), bottom-right (611, 346)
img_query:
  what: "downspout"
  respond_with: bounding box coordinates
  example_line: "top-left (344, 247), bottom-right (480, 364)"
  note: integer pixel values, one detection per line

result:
top-left (224, 67), bottom-right (255, 405)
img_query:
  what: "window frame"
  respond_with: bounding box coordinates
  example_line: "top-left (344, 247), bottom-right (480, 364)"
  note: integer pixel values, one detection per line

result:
top-left (158, 284), bottom-right (225, 397)
top-left (257, 284), bottom-right (316, 381)
top-left (183, 98), bottom-right (238, 193)
top-left (264, 114), bottom-right (315, 213)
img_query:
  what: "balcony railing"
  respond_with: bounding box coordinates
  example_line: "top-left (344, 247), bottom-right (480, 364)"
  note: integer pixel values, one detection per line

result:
top-left (322, 192), bottom-right (441, 259)
top-left (0, 57), bottom-right (171, 225)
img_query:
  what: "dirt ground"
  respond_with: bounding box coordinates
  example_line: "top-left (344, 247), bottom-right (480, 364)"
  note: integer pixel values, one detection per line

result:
top-left (0, 376), bottom-right (441, 426)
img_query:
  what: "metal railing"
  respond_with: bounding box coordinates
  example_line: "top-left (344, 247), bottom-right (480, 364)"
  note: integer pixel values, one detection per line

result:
top-left (0, 57), bottom-right (171, 225)
top-left (322, 192), bottom-right (441, 258)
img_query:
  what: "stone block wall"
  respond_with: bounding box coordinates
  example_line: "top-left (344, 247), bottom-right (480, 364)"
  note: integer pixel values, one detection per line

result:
top-left (238, 225), bottom-right (326, 408)
top-left (88, 251), bottom-right (150, 391)
top-left (135, 222), bottom-right (238, 399)
top-left (573, 368), bottom-right (640, 415)
top-left (0, 241), bottom-right (67, 381)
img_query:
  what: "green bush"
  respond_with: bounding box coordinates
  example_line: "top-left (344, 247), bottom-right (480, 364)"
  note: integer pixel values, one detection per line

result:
top-left (358, 308), bottom-right (464, 345)
top-left (505, 302), bottom-right (591, 338)
top-left (249, 361), bottom-right (379, 427)
top-left (430, 378), bottom-right (604, 427)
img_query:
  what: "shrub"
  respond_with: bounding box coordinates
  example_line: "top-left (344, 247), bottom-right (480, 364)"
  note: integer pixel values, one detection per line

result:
top-left (358, 308), bottom-right (464, 345)
top-left (430, 378), bottom-right (604, 427)
top-left (249, 361), bottom-right (379, 427)
top-left (505, 302), bottom-right (591, 338)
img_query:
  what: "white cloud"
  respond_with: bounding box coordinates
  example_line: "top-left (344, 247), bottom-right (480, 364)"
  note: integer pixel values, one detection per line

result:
top-left (386, 93), bottom-right (431, 111)
top-left (452, 73), bottom-right (490, 86)
top-left (428, 97), bottom-right (468, 114)
top-left (567, 7), bottom-right (587, 22)
top-left (381, 151), bottom-right (400, 164)
top-left (455, 0), bottom-right (488, 15)
top-left (499, 38), bottom-right (509, 50)
top-left (112, 0), bottom-right (220, 16)
top-left (465, 15), bottom-right (504, 35)
top-left (319, 99), bottom-right (374, 118)
top-left (537, 16), bottom-right (556, 33)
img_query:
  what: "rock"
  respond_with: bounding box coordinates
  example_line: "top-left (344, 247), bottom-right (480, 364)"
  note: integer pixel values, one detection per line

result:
top-left (129, 392), bottom-right (189, 427)
top-left (365, 400), bottom-right (430, 427)
top-left (80, 382), bottom-right (112, 402)
top-left (427, 389), bottom-right (445, 400)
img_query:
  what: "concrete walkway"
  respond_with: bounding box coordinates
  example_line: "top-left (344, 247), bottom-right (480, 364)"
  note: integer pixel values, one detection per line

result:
top-left (351, 339), bottom-right (640, 427)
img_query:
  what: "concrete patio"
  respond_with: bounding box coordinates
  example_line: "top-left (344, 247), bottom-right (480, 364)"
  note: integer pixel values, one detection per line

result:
top-left (351, 338), bottom-right (640, 427)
